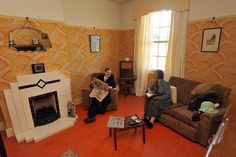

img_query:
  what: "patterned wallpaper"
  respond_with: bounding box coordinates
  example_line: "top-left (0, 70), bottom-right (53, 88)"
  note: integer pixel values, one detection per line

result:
top-left (3, 14), bottom-right (235, 133)
top-left (0, 16), bottom-right (134, 129)
top-left (185, 16), bottom-right (236, 105)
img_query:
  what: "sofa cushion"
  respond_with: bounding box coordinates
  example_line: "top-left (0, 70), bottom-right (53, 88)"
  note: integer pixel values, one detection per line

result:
top-left (170, 86), bottom-right (177, 104)
top-left (169, 105), bottom-right (199, 129)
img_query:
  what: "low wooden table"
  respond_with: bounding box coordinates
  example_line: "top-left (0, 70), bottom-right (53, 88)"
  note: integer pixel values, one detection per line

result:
top-left (108, 116), bottom-right (146, 150)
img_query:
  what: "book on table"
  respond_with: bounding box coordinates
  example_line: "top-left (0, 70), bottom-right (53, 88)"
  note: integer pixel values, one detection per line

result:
top-left (107, 116), bottom-right (125, 128)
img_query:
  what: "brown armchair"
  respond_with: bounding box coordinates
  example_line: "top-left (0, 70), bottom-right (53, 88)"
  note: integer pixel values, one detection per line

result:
top-left (81, 73), bottom-right (119, 111)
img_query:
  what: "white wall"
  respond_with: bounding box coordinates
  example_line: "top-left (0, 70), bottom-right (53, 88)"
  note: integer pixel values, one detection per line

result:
top-left (63, 0), bottom-right (121, 29)
top-left (120, 0), bottom-right (144, 29)
top-left (0, 0), bottom-right (64, 21)
top-left (188, 0), bottom-right (236, 20)
top-left (120, 0), bottom-right (236, 29)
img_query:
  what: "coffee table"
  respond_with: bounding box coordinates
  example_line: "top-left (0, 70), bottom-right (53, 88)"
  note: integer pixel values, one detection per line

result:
top-left (108, 116), bottom-right (146, 150)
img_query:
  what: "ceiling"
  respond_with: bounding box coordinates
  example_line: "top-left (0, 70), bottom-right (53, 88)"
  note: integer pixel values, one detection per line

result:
top-left (109, 0), bottom-right (136, 4)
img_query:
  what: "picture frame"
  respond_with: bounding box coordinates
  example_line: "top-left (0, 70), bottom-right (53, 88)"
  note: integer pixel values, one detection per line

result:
top-left (31, 63), bottom-right (45, 74)
top-left (201, 27), bottom-right (222, 52)
top-left (89, 35), bottom-right (100, 53)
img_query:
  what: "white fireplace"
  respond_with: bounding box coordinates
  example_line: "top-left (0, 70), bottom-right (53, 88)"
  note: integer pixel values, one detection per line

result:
top-left (3, 71), bottom-right (77, 142)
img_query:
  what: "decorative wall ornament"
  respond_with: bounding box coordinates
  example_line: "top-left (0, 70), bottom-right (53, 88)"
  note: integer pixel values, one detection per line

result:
top-left (8, 17), bottom-right (52, 52)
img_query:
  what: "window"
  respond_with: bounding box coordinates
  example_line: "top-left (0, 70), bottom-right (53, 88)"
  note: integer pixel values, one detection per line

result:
top-left (150, 10), bottom-right (172, 71)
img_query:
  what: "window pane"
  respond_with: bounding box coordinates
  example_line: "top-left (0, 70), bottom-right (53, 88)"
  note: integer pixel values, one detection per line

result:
top-left (152, 13), bottom-right (160, 27)
top-left (150, 57), bottom-right (158, 70)
top-left (152, 28), bottom-right (159, 41)
top-left (151, 43), bottom-right (158, 56)
top-left (157, 57), bottom-right (166, 71)
top-left (159, 27), bottom-right (170, 41)
top-left (160, 11), bottom-right (171, 26)
top-left (158, 43), bottom-right (168, 56)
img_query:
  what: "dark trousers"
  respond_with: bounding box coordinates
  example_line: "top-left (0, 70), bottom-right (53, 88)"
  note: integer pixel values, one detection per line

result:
top-left (88, 95), bottom-right (111, 118)
top-left (0, 134), bottom-right (7, 157)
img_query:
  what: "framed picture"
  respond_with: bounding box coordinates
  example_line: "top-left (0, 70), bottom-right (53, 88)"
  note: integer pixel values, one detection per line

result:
top-left (89, 35), bottom-right (100, 53)
top-left (201, 27), bottom-right (222, 52)
top-left (31, 63), bottom-right (45, 74)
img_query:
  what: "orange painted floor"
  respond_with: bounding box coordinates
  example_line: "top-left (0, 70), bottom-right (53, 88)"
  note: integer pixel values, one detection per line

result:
top-left (2, 96), bottom-right (207, 157)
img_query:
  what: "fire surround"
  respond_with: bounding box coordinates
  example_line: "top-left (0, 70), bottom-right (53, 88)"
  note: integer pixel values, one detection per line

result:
top-left (3, 71), bottom-right (76, 142)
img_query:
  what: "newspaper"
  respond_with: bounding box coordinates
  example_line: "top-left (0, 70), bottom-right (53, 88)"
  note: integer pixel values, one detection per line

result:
top-left (89, 77), bottom-right (109, 102)
top-left (89, 86), bottom-right (109, 102)
top-left (107, 116), bottom-right (125, 128)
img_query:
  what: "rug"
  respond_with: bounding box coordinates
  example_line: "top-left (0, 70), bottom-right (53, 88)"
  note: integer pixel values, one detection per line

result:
top-left (59, 150), bottom-right (79, 157)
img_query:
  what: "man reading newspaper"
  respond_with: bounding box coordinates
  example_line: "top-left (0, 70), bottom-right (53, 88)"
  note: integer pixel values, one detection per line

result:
top-left (84, 67), bottom-right (116, 123)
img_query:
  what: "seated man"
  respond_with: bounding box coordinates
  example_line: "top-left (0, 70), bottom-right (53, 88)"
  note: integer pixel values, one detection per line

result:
top-left (84, 67), bottom-right (116, 123)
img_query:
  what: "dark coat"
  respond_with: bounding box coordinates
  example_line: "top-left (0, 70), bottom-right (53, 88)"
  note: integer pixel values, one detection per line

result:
top-left (96, 74), bottom-right (116, 88)
top-left (188, 91), bottom-right (222, 111)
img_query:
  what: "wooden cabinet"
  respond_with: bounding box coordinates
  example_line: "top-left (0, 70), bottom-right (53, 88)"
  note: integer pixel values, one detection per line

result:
top-left (119, 61), bottom-right (136, 95)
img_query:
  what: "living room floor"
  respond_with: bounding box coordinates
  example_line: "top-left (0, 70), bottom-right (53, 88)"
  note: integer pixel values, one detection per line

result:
top-left (2, 96), bottom-right (207, 157)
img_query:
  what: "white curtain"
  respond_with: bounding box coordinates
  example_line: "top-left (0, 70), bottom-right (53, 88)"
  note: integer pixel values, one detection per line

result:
top-left (134, 14), bottom-right (153, 96)
top-left (165, 10), bottom-right (188, 81)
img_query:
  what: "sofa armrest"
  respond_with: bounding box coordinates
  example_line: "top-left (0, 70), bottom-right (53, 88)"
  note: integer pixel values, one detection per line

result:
top-left (200, 107), bottom-right (227, 124)
top-left (81, 88), bottom-right (92, 110)
top-left (198, 107), bottom-right (226, 146)
top-left (109, 88), bottom-right (118, 110)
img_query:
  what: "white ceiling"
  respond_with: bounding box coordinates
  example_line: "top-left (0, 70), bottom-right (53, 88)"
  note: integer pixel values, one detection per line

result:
top-left (109, 0), bottom-right (136, 4)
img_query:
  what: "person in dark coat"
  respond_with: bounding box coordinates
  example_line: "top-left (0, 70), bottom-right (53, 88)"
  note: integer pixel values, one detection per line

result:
top-left (143, 70), bottom-right (172, 128)
top-left (84, 67), bottom-right (116, 123)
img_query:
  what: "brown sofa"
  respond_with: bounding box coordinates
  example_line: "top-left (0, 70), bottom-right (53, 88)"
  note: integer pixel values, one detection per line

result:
top-left (146, 76), bottom-right (231, 146)
top-left (82, 73), bottom-right (119, 111)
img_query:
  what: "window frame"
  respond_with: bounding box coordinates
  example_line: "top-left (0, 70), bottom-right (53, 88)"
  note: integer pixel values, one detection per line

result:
top-left (149, 10), bottom-right (172, 71)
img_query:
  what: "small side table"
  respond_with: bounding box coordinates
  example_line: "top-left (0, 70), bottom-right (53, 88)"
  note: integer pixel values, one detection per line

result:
top-left (108, 116), bottom-right (145, 150)
top-left (119, 75), bottom-right (136, 96)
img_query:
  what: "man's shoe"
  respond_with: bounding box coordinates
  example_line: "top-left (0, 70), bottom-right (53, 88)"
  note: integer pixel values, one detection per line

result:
top-left (146, 121), bottom-right (153, 129)
top-left (142, 117), bottom-right (149, 124)
top-left (84, 117), bottom-right (96, 123)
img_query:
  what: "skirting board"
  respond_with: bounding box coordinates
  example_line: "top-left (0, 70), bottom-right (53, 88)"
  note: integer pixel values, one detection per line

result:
top-left (6, 127), bottom-right (14, 137)
top-left (73, 97), bottom-right (83, 105)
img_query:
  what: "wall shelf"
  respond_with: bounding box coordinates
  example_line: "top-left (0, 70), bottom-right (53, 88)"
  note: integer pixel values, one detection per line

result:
top-left (8, 17), bottom-right (52, 52)
top-left (10, 44), bottom-right (43, 52)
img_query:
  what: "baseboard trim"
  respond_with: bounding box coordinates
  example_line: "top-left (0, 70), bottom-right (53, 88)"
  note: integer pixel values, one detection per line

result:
top-left (73, 97), bottom-right (83, 105)
top-left (6, 127), bottom-right (14, 137)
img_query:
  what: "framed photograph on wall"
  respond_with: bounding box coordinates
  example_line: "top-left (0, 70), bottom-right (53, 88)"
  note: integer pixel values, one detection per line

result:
top-left (201, 27), bottom-right (222, 52)
top-left (89, 35), bottom-right (100, 53)
top-left (31, 63), bottom-right (45, 74)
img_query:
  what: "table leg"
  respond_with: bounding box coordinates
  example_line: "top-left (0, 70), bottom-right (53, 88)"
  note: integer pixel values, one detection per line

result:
top-left (109, 128), bottom-right (112, 137)
top-left (142, 125), bottom-right (146, 144)
top-left (0, 134), bottom-right (7, 157)
top-left (114, 129), bottom-right (117, 150)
